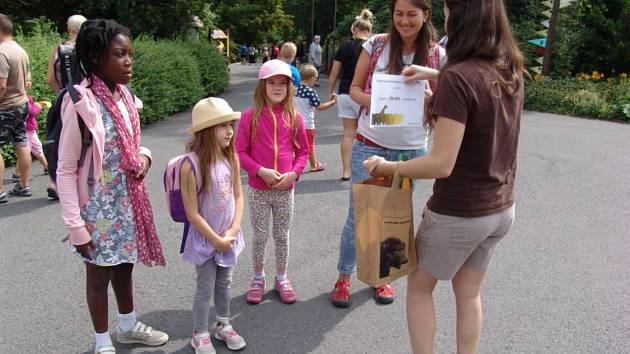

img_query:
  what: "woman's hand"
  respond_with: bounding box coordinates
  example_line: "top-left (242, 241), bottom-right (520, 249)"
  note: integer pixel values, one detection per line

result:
top-left (257, 167), bottom-right (281, 187)
top-left (401, 65), bottom-right (439, 83)
top-left (75, 240), bottom-right (96, 260)
top-left (364, 155), bottom-right (392, 178)
top-left (272, 171), bottom-right (298, 191)
top-left (135, 154), bottom-right (151, 180)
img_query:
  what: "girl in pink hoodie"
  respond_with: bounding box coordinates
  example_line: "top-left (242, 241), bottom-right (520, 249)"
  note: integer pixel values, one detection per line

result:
top-left (56, 19), bottom-right (167, 354)
top-left (235, 59), bottom-right (309, 305)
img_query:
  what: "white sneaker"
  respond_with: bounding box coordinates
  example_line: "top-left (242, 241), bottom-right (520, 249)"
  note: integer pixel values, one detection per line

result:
top-left (94, 345), bottom-right (116, 354)
top-left (191, 331), bottom-right (216, 354)
top-left (116, 321), bottom-right (168, 346)
top-left (215, 323), bottom-right (246, 351)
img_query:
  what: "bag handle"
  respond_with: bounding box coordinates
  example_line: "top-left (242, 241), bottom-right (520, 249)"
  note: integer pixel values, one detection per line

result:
top-left (390, 172), bottom-right (401, 190)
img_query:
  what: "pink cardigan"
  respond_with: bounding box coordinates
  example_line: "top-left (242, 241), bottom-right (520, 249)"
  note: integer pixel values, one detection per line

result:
top-left (236, 105), bottom-right (309, 190)
top-left (57, 82), bottom-right (150, 246)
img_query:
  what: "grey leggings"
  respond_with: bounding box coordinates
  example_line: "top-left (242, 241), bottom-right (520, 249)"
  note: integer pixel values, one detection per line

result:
top-left (192, 260), bottom-right (233, 332)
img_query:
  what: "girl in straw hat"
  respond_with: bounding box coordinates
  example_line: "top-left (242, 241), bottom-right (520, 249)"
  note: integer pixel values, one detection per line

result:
top-left (180, 97), bottom-right (247, 353)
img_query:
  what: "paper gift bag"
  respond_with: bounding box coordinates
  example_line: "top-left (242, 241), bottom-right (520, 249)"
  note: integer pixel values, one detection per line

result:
top-left (353, 174), bottom-right (417, 287)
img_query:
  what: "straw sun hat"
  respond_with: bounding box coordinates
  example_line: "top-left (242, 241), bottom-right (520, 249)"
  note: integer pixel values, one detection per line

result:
top-left (188, 97), bottom-right (241, 134)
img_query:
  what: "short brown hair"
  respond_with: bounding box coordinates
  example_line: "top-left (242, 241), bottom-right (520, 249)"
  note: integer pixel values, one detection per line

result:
top-left (0, 14), bottom-right (13, 36)
top-left (299, 64), bottom-right (318, 81)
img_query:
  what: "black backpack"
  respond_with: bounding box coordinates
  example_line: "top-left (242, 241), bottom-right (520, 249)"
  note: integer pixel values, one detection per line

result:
top-left (55, 44), bottom-right (83, 88)
top-left (43, 85), bottom-right (91, 183)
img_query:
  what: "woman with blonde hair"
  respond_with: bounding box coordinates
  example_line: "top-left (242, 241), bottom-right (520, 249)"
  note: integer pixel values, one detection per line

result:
top-left (44, 14), bottom-right (87, 200)
top-left (327, 8), bottom-right (374, 181)
top-left (46, 14), bottom-right (87, 93)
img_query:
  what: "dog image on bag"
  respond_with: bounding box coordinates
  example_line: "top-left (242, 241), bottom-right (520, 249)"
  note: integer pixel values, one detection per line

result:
top-left (380, 238), bottom-right (409, 278)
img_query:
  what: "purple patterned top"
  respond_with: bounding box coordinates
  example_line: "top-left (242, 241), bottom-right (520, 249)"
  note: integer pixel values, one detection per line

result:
top-left (182, 154), bottom-right (244, 267)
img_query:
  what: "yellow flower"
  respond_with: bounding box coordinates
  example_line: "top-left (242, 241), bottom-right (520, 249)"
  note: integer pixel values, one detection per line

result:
top-left (620, 73), bottom-right (627, 79)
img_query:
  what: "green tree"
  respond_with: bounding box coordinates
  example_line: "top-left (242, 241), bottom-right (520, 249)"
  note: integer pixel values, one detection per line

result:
top-left (573, 0), bottom-right (630, 74)
top-left (3, 0), bottom-right (206, 38)
top-left (215, 0), bottom-right (293, 45)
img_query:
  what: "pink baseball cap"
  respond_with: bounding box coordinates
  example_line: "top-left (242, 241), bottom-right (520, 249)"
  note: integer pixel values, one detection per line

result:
top-left (259, 59), bottom-right (292, 80)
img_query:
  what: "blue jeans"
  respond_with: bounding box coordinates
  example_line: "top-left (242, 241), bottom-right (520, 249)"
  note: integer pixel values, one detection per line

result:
top-left (337, 140), bottom-right (427, 275)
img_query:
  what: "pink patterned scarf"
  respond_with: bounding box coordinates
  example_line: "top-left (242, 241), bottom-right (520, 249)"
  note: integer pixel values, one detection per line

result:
top-left (90, 75), bottom-right (165, 266)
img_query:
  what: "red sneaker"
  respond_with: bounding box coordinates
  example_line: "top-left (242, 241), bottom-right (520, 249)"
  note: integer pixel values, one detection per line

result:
top-left (330, 280), bottom-right (352, 308)
top-left (374, 283), bottom-right (395, 304)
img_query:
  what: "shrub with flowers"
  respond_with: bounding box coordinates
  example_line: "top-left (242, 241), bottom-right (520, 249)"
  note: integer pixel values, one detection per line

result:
top-left (525, 72), bottom-right (630, 122)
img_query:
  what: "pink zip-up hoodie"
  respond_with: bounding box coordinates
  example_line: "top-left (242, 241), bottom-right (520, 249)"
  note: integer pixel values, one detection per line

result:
top-left (57, 82), bottom-right (150, 246)
top-left (236, 105), bottom-right (309, 190)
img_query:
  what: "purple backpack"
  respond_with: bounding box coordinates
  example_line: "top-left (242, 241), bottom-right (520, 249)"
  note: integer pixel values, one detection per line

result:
top-left (163, 154), bottom-right (198, 223)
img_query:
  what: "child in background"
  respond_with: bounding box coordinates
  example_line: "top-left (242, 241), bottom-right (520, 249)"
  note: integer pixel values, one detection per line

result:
top-left (262, 47), bottom-right (269, 64)
top-left (279, 42), bottom-right (301, 85)
top-left (56, 19), bottom-right (167, 354)
top-left (295, 64), bottom-right (337, 172)
top-left (12, 84), bottom-right (49, 181)
top-left (235, 59), bottom-right (309, 305)
top-left (180, 97), bottom-right (247, 353)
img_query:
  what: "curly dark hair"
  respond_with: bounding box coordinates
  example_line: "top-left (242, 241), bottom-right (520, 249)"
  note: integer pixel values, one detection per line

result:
top-left (74, 19), bottom-right (131, 84)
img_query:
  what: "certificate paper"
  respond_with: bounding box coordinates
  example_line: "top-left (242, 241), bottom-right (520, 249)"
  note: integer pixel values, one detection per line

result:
top-left (369, 73), bottom-right (425, 128)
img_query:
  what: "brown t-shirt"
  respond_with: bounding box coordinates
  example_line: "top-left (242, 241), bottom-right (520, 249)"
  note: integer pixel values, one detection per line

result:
top-left (0, 40), bottom-right (30, 108)
top-left (427, 59), bottom-right (523, 217)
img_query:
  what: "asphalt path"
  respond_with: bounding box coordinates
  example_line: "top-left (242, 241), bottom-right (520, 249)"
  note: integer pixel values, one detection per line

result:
top-left (1, 63), bottom-right (629, 353)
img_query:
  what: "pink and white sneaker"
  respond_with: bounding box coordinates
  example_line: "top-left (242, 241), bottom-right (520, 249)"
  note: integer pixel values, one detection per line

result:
top-left (246, 278), bottom-right (265, 304)
top-left (274, 278), bottom-right (297, 304)
top-left (191, 331), bottom-right (215, 354)
top-left (215, 323), bottom-right (246, 351)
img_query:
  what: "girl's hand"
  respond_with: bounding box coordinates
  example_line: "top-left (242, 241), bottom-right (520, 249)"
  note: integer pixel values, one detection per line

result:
top-left (272, 171), bottom-right (297, 190)
top-left (135, 154), bottom-right (151, 180)
top-left (214, 232), bottom-right (238, 252)
top-left (401, 65), bottom-right (439, 83)
top-left (75, 240), bottom-right (96, 260)
top-left (257, 167), bottom-right (281, 186)
top-left (425, 86), bottom-right (434, 102)
top-left (363, 155), bottom-right (389, 177)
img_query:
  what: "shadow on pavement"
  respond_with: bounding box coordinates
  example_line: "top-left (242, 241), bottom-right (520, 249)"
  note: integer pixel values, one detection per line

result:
top-left (0, 196), bottom-right (53, 218)
top-left (133, 289), bottom-right (372, 353)
top-left (294, 178), bottom-right (348, 195)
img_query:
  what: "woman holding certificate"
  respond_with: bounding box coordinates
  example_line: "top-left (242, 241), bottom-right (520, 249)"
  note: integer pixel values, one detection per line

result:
top-left (330, 0), bottom-right (445, 308)
top-left (364, 0), bottom-right (524, 352)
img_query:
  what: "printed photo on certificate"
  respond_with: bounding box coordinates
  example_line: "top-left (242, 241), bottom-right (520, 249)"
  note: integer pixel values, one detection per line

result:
top-left (369, 73), bottom-right (425, 128)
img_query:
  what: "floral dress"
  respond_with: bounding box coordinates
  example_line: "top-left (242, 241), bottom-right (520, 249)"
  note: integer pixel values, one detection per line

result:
top-left (71, 99), bottom-right (137, 266)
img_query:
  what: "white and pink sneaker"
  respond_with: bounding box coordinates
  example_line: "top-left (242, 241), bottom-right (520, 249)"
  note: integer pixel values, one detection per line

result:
top-left (215, 323), bottom-right (246, 351)
top-left (191, 331), bottom-right (215, 354)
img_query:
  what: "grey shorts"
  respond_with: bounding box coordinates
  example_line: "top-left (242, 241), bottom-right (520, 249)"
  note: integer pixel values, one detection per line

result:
top-left (0, 103), bottom-right (29, 147)
top-left (416, 204), bottom-right (515, 280)
top-left (337, 94), bottom-right (360, 119)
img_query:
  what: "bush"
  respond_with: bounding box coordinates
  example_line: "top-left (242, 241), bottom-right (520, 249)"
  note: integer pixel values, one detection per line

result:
top-left (187, 40), bottom-right (229, 96)
top-left (1, 26), bottom-right (228, 165)
top-left (525, 74), bottom-right (630, 121)
top-left (132, 39), bottom-right (205, 124)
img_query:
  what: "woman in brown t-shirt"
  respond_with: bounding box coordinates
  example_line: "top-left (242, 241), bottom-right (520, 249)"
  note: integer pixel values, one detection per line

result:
top-left (364, 1), bottom-right (525, 353)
